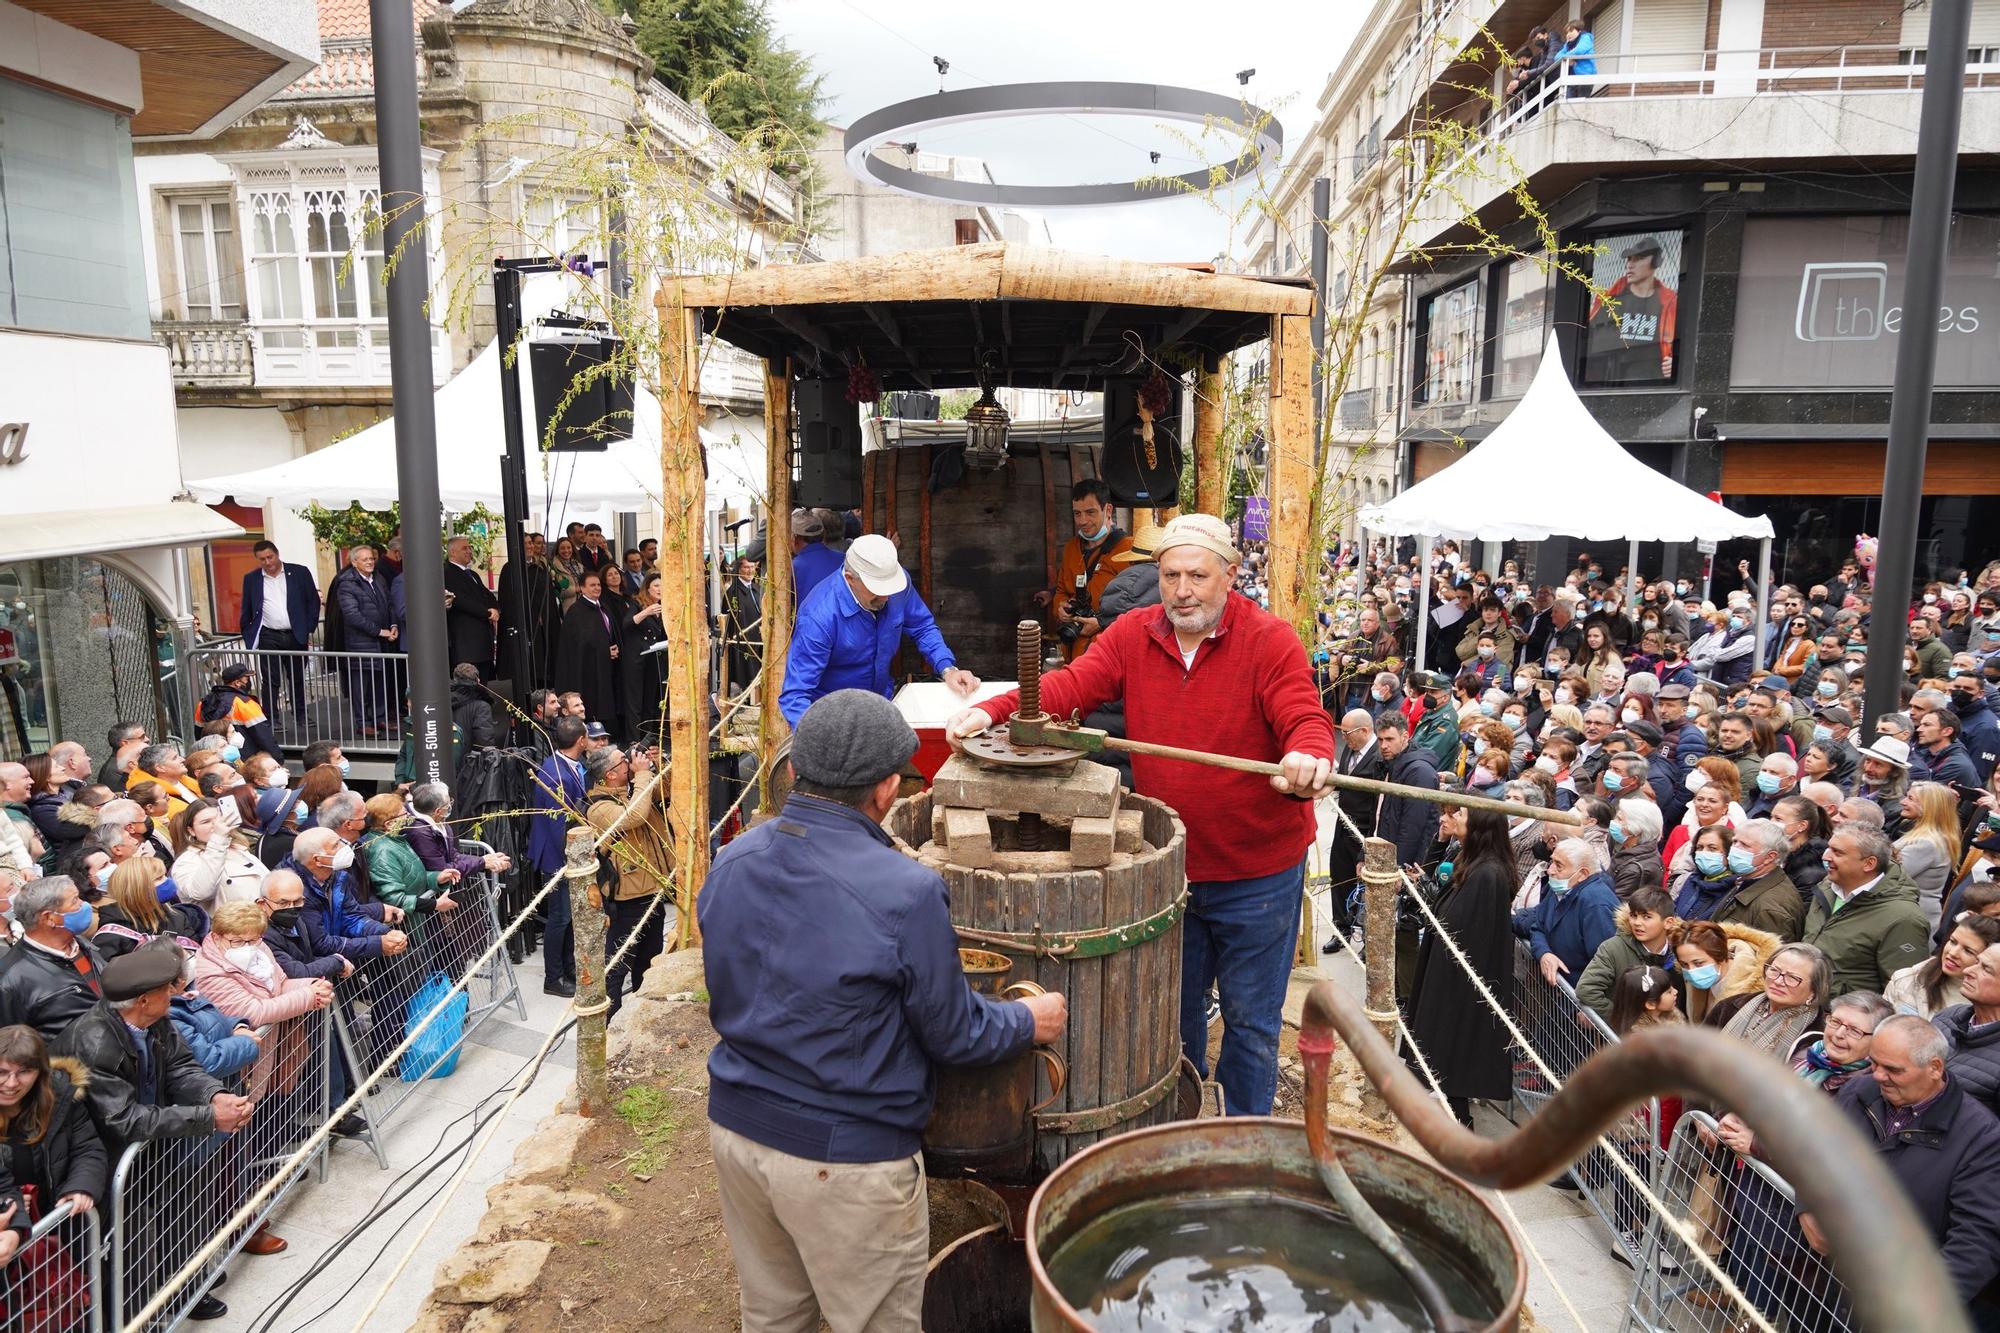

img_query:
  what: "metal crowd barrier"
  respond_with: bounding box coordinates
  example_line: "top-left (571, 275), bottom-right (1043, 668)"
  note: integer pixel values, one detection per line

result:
top-left (1, 1199), bottom-right (104, 1333)
top-left (1509, 941), bottom-right (1667, 1263)
top-left (332, 839), bottom-right (527, 1167)
top-left (1622, 1110), bottom-right (1859, 1333)
top-left (108, 1005), bottom-right (330, 1331)
top-left (183, 642), bottom-right (406, 757)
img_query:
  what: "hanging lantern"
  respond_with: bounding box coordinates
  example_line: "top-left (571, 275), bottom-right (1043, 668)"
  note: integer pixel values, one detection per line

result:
top-left (963, 359), bottom-right (1011, 469)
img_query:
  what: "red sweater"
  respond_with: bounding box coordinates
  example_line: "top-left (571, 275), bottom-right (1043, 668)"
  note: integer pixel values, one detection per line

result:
top-left (979, 592), bottom-right (1335, 883)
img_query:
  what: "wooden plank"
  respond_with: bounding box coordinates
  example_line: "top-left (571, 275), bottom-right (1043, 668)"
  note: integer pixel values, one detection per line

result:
top-left (1721, 440), bottom-right (1996, 496)
top-left (999, 245), bottom-right (1313, 316)
top-left (1100, 854), bottom-right (1136, 1146)
top-left (657, 304), bottom-right (711, 946)
top-left (1192, 352), bottom-right (1227, 518)
top-left (1266, 313), bottom-right (1315, 640)
top-left (860, 448), bottom-right (877, 535)
top-left (885, 447), bottom-right (900, 545)
top-left (666, 242), bottom-right (1007, 309)
top-left (1067, 869), bottom-right (1106, 1156)
top-left (1040, 443), bottom-right (1058, 596)
top-left (919, 443), bottom-right (935, 601)
top-left (758, 359), bottom-right (794, 807)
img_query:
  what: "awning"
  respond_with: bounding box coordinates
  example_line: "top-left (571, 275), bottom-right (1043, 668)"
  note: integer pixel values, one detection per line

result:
top-left (0, 501), bottom-right (245, 563)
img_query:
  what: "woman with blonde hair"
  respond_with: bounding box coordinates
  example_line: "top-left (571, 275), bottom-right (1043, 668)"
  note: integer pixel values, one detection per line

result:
top-left (92, 856), bottom-right (203, 959)
top-left (1895, 781), bottom-right (1964, 928)
top-left (1542, 702), bottom-right (1585, 738)
top-left (1662, 756), bottom-right (1744, 872)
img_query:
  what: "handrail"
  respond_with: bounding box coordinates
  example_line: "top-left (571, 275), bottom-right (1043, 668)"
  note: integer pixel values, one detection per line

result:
top-left (1299, 979), bottom-right (1972, 1333)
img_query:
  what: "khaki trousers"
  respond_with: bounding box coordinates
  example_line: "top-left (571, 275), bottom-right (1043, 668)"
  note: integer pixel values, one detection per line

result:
top-left (709, 1123), bottom-right (929, 1333)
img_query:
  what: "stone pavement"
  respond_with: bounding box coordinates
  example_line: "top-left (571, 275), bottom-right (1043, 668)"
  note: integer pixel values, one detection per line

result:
top-left (206, 975), bottom-right (577, 1333)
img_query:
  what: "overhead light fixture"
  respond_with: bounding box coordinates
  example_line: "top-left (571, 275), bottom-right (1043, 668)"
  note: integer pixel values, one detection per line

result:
top-left (963, 357), bottom-right (1011, 469)
top-left (1236, 68), bottom-right (1256, 86)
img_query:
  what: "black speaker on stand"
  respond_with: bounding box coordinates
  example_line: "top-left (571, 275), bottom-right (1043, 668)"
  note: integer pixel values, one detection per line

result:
top-left (796, 378), bottom-right (863, 509)
top-left (527, 314), bottom-right (633, 450)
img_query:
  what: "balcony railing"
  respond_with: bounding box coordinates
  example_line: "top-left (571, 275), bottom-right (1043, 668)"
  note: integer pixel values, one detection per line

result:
top-left (156, 320), bottom-right (254, 389)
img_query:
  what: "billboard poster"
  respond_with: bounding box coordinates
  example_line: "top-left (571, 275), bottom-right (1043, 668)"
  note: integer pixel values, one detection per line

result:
top-left (1582, 229), bottom-right (1686, 386)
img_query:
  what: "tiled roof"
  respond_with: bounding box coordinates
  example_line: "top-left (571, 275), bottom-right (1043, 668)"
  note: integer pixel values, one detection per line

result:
top-left (278, 0), bottom-right (437, 100)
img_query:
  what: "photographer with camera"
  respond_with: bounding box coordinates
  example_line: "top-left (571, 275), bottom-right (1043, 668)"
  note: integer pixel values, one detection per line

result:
top-left (1035, 479), bottom-right (1133, 663)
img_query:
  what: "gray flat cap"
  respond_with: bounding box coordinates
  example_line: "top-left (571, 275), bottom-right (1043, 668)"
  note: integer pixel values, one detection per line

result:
top-left (792, 689), bottom-right (917, 787)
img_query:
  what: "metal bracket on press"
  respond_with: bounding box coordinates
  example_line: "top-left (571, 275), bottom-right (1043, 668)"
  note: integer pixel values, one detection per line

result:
top-left (952, 890), bottom-right (1187, 960)
top-left (1034, 1061), bottom-right (1181, 1134)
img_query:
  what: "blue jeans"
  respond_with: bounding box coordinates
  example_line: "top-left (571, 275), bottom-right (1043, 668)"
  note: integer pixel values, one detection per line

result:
top-left (1178, 858), bottom-right (1305, 1116)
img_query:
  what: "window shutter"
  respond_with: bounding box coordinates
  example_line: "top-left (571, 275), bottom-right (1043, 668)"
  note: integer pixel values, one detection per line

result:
top-left (1627, 0), bottom-right (1705, 72)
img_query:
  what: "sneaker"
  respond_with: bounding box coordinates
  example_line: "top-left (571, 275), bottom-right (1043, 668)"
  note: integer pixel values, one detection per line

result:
top-left (1610, 1232), bottom-right (1640, 1267)
top-left (1205, 994), bottom-right (1221, 1028)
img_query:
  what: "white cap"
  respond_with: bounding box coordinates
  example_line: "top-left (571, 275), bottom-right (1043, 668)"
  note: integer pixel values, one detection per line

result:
top-left (843, 533), bottom-right (908, 597)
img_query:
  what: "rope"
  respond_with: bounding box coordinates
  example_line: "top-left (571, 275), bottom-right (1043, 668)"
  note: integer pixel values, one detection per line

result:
top-left (1325, 803), bottom-right (1779, 1333)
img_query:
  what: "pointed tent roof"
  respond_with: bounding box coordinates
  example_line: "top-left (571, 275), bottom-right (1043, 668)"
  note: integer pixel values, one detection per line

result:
top-left (1360, 339), bottom-right (1773, 544)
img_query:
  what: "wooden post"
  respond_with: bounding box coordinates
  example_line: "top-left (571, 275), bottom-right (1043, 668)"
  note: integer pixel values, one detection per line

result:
top-left (565, 826), bottom-right (608, 1117)
top-left (1191, 351), bottom-right (1226, 518)
top-left (918, 442), bottom-right (934, 602)
top-left (1266, 315), bottom-right (1314, 639)
top-left (1359, 836), bottom-right (1400, 1121)
top-left (658, 301), bottom-right (711, 947)
top-left (760, 359), bottom-right (793, 813)
top-left (860, 449), bottom-right (876, 534)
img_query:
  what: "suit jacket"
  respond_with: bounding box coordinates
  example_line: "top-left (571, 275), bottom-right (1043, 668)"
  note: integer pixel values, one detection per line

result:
top-left (527, 750), bottom-right (588, 875)
top-left (443, 562), bottom-right (497, 669)
top-left (576, 544), bottom-right (614, 575)
top-left (240, 562), bottom-right (321, 647)
top-left (1335, 736), bottom-right (1387, 836)
top-left (331, 566), bottom-right (395, 651)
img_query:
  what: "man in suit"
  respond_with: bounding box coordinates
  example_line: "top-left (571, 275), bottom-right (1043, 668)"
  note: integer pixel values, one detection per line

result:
top-left (576, 524), bottom-right (614, 576)
top-left (1323, 707), bottom-right (1387, 954)
top-left (330, 546), bottom-right (398, 735)
top-left (526, 716), bottom-right (589, 997)
top-left (240, 540), bottom-right (321, 726)
top-left (442, 535), bottom-right (498, 678)
top-left (498, 532), bottom-right (557, 691)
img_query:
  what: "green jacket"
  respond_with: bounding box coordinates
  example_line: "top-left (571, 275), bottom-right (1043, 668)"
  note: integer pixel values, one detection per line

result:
top-left (1575, 909), bottom-right (1675, 1020)
top-left (1800, 861), bottom-right (1931, 998)
top-left (1913, 634), bottom-right (1951, 682)
top-left (1715, 744), bottom-right (1761, 796)
top-left (1413, 703), bottom-right (1461, 773)
top-left (1715, 867), bottom-right (1805, 943)
top-left (358, 830), bottom-right (445, 937)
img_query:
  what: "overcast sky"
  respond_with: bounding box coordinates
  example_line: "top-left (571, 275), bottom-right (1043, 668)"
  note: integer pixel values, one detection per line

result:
top-left (767, 0), bottom-right (1365, 263)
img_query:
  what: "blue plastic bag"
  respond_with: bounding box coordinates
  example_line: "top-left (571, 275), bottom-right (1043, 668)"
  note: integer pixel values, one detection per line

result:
top-left (401, 972), bottom-right (469, 1081)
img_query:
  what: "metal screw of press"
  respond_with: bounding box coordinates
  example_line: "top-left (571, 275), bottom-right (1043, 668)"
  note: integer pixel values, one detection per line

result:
top-left (1017, 619), bottom-right (1043, 719)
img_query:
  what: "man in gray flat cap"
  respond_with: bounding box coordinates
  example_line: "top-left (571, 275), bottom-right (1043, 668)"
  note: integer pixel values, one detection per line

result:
top-left (701, 689), bottom-right (1067, 1333)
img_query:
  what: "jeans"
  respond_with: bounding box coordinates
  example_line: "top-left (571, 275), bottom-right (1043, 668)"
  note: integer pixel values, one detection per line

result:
top-left (1178, 858), bottom-right (1305, 1116)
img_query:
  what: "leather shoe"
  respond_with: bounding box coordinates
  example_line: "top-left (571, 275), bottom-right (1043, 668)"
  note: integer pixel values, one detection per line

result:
top-left (330, 1112), bottom-right (368, 1138)
top-left (543, 979), bottom-right (576, 998)
top-left (244, 1226), bottom-right (288, 1256)
top-left (190, 1294), bottom-right (228, 1321)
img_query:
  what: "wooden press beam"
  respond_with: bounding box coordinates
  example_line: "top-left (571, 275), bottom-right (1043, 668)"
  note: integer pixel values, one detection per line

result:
top-left (760, 358), bottom-right (794, 808)
top-left (656, 302), bottom-right (711, 945)
top-left (1266, 314), bottom-right (1314, 642)
top-left (1192, 351), bottom-right (1226, 517)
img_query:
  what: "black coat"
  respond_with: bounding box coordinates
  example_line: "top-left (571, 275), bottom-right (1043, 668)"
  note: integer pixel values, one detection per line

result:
top-left (330, 566), bottom-right (395, 652)
top-left (443, 563), bottom-right (497, 670)
top-left (450, 676), bottom-right (505, 749)
top-left (554, 597), bottom-right (620, 730)
top-left (619, 602), bottom-right (668, 746)
top-left (1937, 1004), bottom-right (2000, 1120)
top-left (497, 557), bottom-right (557, 688)
top-left (55, 1003), bottom-right (222, 1157)
top-left (1407, 857), bottom-right (1516, 1101)
top-left (1, 1060), bottom-right (108, 1210)
top-left (719, 578), bottom-right (763, 698)
top-left (1378, 746), bottom-right (1441, 867)
top-left (0, 940), bottom-right (107, 1045)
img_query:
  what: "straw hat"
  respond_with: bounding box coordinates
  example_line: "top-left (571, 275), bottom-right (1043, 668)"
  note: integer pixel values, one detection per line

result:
top-left (1112, 523), bottom-right (1168, 563)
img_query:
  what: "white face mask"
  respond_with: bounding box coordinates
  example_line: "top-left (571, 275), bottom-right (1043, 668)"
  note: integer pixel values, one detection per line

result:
top-left (1535, 754), bottom-right (1560, 775)
top-left (265, 767), bottom-right (290, 788)
top-left (329, 844), bottom-right (355, 871)
top-left (1622, 707), bottom-right (1642, 723)
top-left (225, 944), bottom-right (276, 981)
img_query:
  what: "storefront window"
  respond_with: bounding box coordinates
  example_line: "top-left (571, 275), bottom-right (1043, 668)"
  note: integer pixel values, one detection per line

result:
top-left (1492, 252), bottom-right (1552, 399)
top-left (1419, 277), bottom-right (1482, 406)
top-left (0, 559), bottom-right (169, 762)
top-left (1580, 229), bottom-right (1686, 387)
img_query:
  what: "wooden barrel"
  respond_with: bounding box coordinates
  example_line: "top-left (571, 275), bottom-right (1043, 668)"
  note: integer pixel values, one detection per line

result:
top-left (887, 790), bottom-right (1188, 1173)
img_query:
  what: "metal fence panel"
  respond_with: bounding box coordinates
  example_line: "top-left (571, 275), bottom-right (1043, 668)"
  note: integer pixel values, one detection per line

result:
top-left (184, 643), bottom-right (406, 757)
top-left (333, 841), bottom-right (526, 1160)
top-left (1622, 1110), bottom-right (1859, 1333)
top-left (2, 1200), bottom-right (104, 1333)
top-left (109, 1006), bottom-right (330, 1330)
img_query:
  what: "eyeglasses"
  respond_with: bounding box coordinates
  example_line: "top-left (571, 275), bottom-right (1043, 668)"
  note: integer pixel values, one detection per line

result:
top-left (1824, 1015), bottom-right (1875, 1039)
top-left (1764, 965), bottom-right (1807, 987)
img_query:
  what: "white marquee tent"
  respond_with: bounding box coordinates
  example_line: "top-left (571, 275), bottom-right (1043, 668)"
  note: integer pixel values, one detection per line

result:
top-left (186, 273), bottom-right (762, 519)
top-left (1360, 338), bottom-right (1776, 665)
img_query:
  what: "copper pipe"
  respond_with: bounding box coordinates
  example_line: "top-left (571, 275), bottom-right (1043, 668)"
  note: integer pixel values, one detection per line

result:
top-left (1298, 980), bottom-right (1971, 1333)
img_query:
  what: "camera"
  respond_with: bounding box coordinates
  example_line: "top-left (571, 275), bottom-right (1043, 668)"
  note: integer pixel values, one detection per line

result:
top-left (1055, 596), bottom-right (1091, 644)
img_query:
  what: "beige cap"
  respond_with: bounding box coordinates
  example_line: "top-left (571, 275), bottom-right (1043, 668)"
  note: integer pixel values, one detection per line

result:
top-left (843, 533), bottom-right (908, 597)
top-left (1153, 513), bottom-right (1240, 566)
top-left (1112, 523), bottom-right (1168, 563)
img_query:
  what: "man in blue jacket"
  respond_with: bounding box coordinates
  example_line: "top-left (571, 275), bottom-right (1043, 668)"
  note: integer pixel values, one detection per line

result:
top-left (1513, 836), bottom-right (1619, 988)
top-left (788, 508), bottom-right (842, 605)
top-left (702, 690), bottom-right (1066, 1333)
top-left (283, 829), bottom-right (405, 966)
top-left (526, 716), bottom-right (588, 998)
top-left (240, 540), bottom-right (321, 727)
top-left (778, 534), bottom-right (980, 726)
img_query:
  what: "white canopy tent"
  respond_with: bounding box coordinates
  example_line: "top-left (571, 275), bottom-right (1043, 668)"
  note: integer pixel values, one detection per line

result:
top-left (1360, 339), bottom-right (1776, 669)
top-left (187, 272), bottom-right (762, 521)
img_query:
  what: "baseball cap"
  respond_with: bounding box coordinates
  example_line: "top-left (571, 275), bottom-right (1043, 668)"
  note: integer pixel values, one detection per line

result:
top-left (843, 534), bottom-right (908, 597)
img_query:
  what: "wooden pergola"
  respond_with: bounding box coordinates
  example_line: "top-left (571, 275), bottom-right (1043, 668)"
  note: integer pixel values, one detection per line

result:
top-left (653, 243), bottom-right (1317, 939)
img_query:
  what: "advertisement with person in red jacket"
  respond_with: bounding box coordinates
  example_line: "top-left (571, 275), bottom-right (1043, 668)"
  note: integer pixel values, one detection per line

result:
top-left (952, 513), bottom-right (1336, 1116)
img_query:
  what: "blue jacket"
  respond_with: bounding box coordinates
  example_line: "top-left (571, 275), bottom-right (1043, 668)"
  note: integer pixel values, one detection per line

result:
top-left (1560, 30), bottom-right (1596, 77)
top-left (281, 856), bottom-right (392, 962)
top-left (332, 566), bottom-right (395, 652)
top-left (1513, 869), bottom-right (1619, 977)
top-left (263, 917), bottom-right (345, 981)
top-left (791, 542), bottom-right (843, 606)
top-left (240, 561), bottom-right (321, 647)
top-left (779, 569), bottom-right (957, 726)
top-left (526, 750), bottom-right (588, 875)
top-left (169, 992), bottom-right (260, 1081)
top-left (701, 794), bottom-right (1036, 1163)
top-left (1956, 695), bottom-right (2000, 784)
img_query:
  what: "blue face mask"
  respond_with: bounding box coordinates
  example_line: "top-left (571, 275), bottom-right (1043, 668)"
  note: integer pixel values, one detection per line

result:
top-left (155, 878), bottom-right (179, 904)
top-left (1695, 850), bottom-right (1728, 877)
top-left (1817, 680), bottom-right (1839, 698)
top-left (1505, 713), bottom-right (1525, 732)
top-left (337, 758), bottom-right (352, 777)
top-left (1756, 772), bottom-right (1782, 794)
top-left (1728, 616), bottom-right (1746, 632)
top-left (1727, 846), bottom-right (1757, 875)
top-left (1604, 771), bottom-right (1625, 792)
top-left (60, 902), bottom-right (94, 935)
top-left (1079, 521), bottom-right (1110, 544)
top-left (93, 864), bottom-right (114, 890)
top-left (1684, 962), bottom-right (1722, 991)
top-left (1812, 725), bottom-right (1832, 744)
top-left (1546, 874), bottom-right (1571, 894)
top-left (221, 745), bottom-right (242, 763)
top-left (1479, 700), bottom-right (1497, 716)
top-left (1608, 821), bottom-right (1626, 844)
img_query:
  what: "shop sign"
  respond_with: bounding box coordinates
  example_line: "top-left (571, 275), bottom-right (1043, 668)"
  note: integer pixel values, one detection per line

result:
top-left (0, 422), bottom-right (26, 466)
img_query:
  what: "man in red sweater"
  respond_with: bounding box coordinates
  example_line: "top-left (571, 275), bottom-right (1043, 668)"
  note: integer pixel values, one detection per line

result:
top-left (951, 513), bottom-right (1335, 1114)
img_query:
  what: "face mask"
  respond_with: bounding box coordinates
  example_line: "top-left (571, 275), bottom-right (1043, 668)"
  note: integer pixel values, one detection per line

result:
top-left (1608, 820), bottom-right (1626, 844)
top-left (1372, 687), bottom-right (1391, 701)
top-left (1470, 768), bottom-right (1499, 787)
top-left (1079, 521), bottom-right (1110, 544)
top-left (1727, 846), bottom-right (1757, 875)
top-left (1812, 725), bottom-right (1832, 744)
top-left (295, 801), bottom-right (309, 823)
top-left (155, 878), bottom-right (179, 904)
top-left (269, 906), bottom-right (301, 930)
top-left (1643, 617), bottom-right (1658, 630)
top-left (1728, 616), bottom-right (1745, 632)
top-left (1604, 771), bottom-right (1625, 792)
top-left (60, 902), bottom-right (94, 935)
top-left (1478, 645), bottom-right (1496, 660)
top-left (1473, 738), bottom-right (1489, 756)
top-left (1756, 772), bottom-right (1782, 794)
top-left (329, 844), bottom-right (355, 871)
top-left (1684, 963), bottom-right (1721, 990)
top-left (1546, 874), bottom-right (1571, 894)
top-left (337, 758), bottom-right (352, 777)
top-left (1622, 707), bottom-right (1642, 723)
top-left (1479, 700), bottom-right (1497, 716)
top-left (1695, 850), bottom-right (1727, 877)
top-left (1535, 755), bottom-right (1560, 775)
top-left (1924, 593), bottom-right (1938, 604)
top-left (1514, 675), bottom-right (1533, 692)
top-left (1505, 713), bottom-right (1525, 732)
top-left (1554, 688), bottom-right (1574, 705)
top-left (221, 745), bottom-right (242, 763)
top-left (264, 767), bottom-right (290, 789)
top-left (1677, 583), bottom-right (1691, 596)
top-left (225, 944), bottom-right (268, 972)
top-left (93, 864), bottom-right (114, 890)
top-left (1953, 689), bottom-right (1979, 709)
top-left (1816, 680), bottom-right (1839, 698)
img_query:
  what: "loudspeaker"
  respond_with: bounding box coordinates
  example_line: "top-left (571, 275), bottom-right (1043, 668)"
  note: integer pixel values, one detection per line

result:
top-left (527, 316), bottom-right (633, 451)
top-left (795, 378), bottom-right (862, 509)
top-left (1100, 376), bottom-right (1183, 507)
